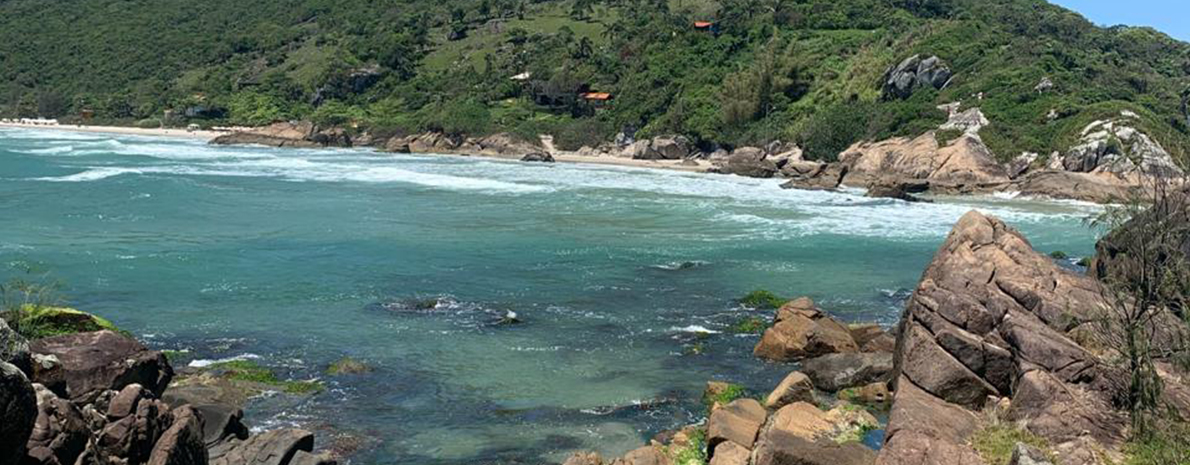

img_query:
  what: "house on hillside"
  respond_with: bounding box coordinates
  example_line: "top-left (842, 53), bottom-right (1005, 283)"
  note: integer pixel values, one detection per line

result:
top-left (693, 21), bottom-right (719, 35)
top-left (579, 92), bottom-right (613, 109)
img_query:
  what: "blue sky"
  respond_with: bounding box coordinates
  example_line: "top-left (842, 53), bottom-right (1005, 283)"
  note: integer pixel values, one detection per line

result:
top-left (1049, 0), bottom-right (1189, 41)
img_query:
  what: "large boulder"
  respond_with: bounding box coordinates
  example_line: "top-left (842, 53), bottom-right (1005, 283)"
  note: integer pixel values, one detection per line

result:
top-left (720, 148), bottom-right (778, 178)
top-left (146, 405), bottom-right (208, 465)
top-left (801, 352), bottom-right (893, 392)
top-left (650, 135), bottom-right (692, 160)
top-left (882, 55), bottom-right (952, 100)
top-left (706, 398), bottom-right (766, 454)
top-left (1, 361), bottom-right (38, 464)
top-left (162, 383), bottom-right (250, 448)
top-left (876, 377), bottom-right (982, 465)
top-left (610, 445), bottom-right (671, 465)
top-left (840, 133), bottom-right (1009, 192)
top-left (29, 330), bottom-right (173, 403)
top-left (754, 298), bottom-right (859, 361)
top-left (781, 163), bottom-right (848, 191)
top-left (763, 401), bottom-right (878, 445)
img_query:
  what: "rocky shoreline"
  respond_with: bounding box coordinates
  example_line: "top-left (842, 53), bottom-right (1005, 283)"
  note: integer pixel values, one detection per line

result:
top-left (1, 314), bottom-right (338, 465)
top-left (211, 107), bottom-right (1184, 205)
top-left (558, 209), bottom-right (1190, 465)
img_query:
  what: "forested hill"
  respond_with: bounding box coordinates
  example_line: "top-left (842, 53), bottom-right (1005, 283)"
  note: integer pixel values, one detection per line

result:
top-left (2, 0), bottom-right (1190, 161)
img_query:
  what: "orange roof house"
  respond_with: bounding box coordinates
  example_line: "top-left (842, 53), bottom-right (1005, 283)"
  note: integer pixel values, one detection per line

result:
top-left (579, 92), bottom-right (613, 101)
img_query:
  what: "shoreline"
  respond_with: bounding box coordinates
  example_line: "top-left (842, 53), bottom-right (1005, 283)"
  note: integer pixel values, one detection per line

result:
top-left (0, 122), bottom-right (716, 174)
top-left (0, 122), bottom-right (226, 140)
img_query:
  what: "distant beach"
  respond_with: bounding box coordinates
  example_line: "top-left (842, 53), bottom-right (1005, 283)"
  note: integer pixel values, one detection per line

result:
top-left (0, 121), bottom-right (226, 141)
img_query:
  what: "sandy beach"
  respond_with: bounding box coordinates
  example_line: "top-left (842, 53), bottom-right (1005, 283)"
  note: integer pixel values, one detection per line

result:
top-left (0, 122), bottom-right (226, 140)
top-left (0, 122), bottom-right (715, 173)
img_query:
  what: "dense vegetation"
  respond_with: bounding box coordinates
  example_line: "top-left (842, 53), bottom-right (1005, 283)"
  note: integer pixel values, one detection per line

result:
top-left (2, 0), bottom-right (1189, 161)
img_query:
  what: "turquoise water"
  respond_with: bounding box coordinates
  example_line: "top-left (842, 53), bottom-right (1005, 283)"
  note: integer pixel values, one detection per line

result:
top-left (0, 128), bottom-right (1101, 463)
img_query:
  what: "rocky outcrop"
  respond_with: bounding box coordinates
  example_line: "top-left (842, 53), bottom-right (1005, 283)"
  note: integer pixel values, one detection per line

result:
top-left (753, 298), bottom-right (859, 361)
top-left (878, 211), bottom-right (1132, 464)
top-left (1, 317), bottom-right (31, 372)
top-left (1050, 116), bottom-right (1183, 179)
top-left (210, 428), bottom-right (318, 465)
top-left (383, 132), bottom-right (543, 157)
top-left (883, 55), bottom-right (952, 100)
top-left (840, 133), bottom-right (1010, 192)
top-left (29, 330), bottom-right (173, 403)
top-left (719, 147), bottom-right (778, 178)
top-left (1010, 170), bottom-right (1135, 204)
top-left (781, 163), bottom-right (847, 191)
top-left (2, 361), bottom-right (38, 463)
top-left (210, 122), bottom-right (352, 148)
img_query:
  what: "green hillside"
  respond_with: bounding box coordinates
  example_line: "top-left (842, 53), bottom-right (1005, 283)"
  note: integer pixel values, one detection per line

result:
top-left (1, 0), bottom-right (1188, 161)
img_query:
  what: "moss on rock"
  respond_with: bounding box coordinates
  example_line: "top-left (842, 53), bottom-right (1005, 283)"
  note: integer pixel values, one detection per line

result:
top-left (7, 306), bottom-right (127, 339)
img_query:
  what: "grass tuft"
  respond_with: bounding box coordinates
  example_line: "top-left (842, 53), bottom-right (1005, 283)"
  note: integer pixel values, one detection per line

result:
top-left (970, 423), bottom-right (1051, 465)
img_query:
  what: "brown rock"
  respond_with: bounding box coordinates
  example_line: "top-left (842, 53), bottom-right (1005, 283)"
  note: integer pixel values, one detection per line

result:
top-left (721, 148), bottom-right (778, 178)
top-left (764, 402), bottom-right (877, 444)
top-left (801, 352), bottom-right (893, 392)
top-left (611, 445), bottom-right (671, 465)
top-left (877, 378), bottom-right (981, 465)
top-left (107, 383), bottom-right (147, 420)
top-left (97, 396), bottom-right (173, 463)
top-left (765, 371), bottom-right (815, 409)
top-left (146, 405), bottom-right (208, 465)
top-left (753, 430), bottom-right (876, 465)
top-left (876, 430), bottom-right (984, 465)
top-left (754, 299), bottom-right (859, 361)
top-left (29, 331), bottom-right (173, 404)
top-left (707, 399), bottom-right (766, 453)
top-left (709, 441), bottom-right (750, 465)
top-left (1008, 370), bottom-right (1126, 448)
top-left (781, 163), bottom-right (848, 191)
top-left (211, 428), bottom-right (314, 465)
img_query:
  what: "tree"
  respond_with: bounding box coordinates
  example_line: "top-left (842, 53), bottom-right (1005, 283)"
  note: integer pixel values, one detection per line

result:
top-left (1090, 178), bottom-right (1190, 437)
top-left (569, 0), bottom-right (595, 21)
top-left (1181, 86), bottom-right (1189, 129)
top-left (720, 37), bottom-right (807, 126)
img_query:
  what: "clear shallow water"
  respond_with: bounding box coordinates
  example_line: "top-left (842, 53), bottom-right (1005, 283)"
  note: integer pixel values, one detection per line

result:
top-left (0, 128), bottom-right (1102, 463)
